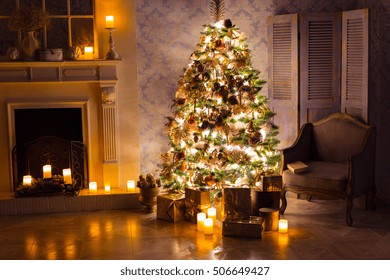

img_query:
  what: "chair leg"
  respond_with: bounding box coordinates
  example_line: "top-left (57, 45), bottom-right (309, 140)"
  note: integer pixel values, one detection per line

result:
top-left (280, 188), bottom-right (287, 214)
top-left (367, 189), bottom-right (376, 211)
top-left (345, 197), bottom-right (353, 226)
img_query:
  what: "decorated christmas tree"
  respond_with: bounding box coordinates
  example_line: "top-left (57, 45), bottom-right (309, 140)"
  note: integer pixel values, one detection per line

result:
top-left (160, 0), bottom-right (280, 192)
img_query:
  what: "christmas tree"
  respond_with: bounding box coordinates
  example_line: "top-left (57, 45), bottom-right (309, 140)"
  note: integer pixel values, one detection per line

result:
top-left (160, 0), bottom-right (280, 192)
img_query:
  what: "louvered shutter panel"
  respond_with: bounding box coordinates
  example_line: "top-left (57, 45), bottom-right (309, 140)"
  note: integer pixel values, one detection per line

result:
top-left (299, 13), bottom-right (341, 127)
top-left (341, 9), bottom-right (369, 123)
top-left (268, 14), bottom-right (298, 149)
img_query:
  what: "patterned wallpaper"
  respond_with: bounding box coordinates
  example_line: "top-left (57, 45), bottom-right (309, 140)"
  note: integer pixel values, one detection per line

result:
top-left (135, 0), bottom-right (390, 200)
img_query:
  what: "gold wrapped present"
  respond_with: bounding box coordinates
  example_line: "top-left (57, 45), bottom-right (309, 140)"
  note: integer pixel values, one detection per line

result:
top-left (222, 216), bottom-right (264, 239)
top-left (223, 187), bottom-right (251, 221)
top-left (184, 187), bottom-right (211, 223)
top-left (250, 188), bottom-right (280, 216)
top-left (259, 175), bottom-right (282, 192)
top-left (157, 192), bottom-right (185, 223)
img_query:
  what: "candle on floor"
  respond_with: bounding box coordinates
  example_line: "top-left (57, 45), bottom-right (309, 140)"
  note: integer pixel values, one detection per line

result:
top-left (84, 46), bottom-right (93, 60)
top-left (62, 168), bottom-right (72, 185)
top-left (204, 218), bottom-right (214, 235)
top-left (105, 182), bottom-right (111, 193)
top-left (43, 165), bottom-right (52, 179)
top-left (207, 207), bottom-right (217, 225)
top-left (279, 219), bottom-right (288, 233)
top-left (105, 15), bottom-right (115, 29)
top-left (127, 180), bottom-right (135, 192)
top-left (89, 182), bottom-right (97, 193)
top-left (197, 212), bottom-right (206, 232)
top-left (23, 175), bottom-right (32, 186)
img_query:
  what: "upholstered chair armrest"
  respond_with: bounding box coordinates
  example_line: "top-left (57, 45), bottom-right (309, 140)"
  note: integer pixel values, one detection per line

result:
top-left (347, 127), bottom-right (376, 198)
top-left (280, 123), bottom-right (313, 172)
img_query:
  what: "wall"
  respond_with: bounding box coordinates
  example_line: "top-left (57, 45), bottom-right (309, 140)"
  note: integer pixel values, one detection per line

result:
top-left (135, 0), bottom-right (390, 202)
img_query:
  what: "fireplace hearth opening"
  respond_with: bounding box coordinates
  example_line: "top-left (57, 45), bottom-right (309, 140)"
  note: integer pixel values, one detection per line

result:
top-left (12, 108), bottom-right (88, 193)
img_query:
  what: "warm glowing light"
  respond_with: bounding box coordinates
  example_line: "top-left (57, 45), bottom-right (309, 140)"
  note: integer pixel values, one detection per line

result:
top-left (89, 181), bottom-right (97, 193)
top-left (43, 165), bottom-right (52, 179)
top-left (105, 182), bottom-right (111, 193)
top-left (214, 21), bottom-right (223, 28)
top-left (62, 168), bottom-right (72, 184)
top-left (105, 15), bottom-right (115, 29)
top-left (279, 219), bottom-right (288, 233)
top-left (207, 207), bottom-right (217, 225)
top-left (84, 46), bottom-right (93, 60)
top-left (23, 175), bottom-right (32, 186)
top-left (127, 180), bottom-right (135, 192)
top-left (204, 218), bottom-right (214, 235)
top-left (197, 212), bottom-right (206, 232)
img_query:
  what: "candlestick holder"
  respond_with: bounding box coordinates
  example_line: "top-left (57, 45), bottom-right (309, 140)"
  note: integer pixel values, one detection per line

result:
top-left (105, 28), bottom-right (121, 60)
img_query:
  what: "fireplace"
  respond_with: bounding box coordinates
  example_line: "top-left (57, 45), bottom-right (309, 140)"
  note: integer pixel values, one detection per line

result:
top-left (0, 60), bottom-right (121, 193)
top-left (12, 107), bottom-right (88, 191)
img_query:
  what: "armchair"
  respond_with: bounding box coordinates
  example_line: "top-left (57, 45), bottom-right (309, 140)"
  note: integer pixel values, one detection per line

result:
top-left (280, 113), bottom-right (376, 226)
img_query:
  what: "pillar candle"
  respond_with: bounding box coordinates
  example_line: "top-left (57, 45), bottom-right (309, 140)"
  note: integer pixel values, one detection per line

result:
top-left (62, 168), bottom-right (72, 184)
top-left (104, 182), bottom-right (111, 193)
top-left (43, 165), bottom-right (52, 179)
top-left (105, 15), bottom-right (115, 28)
top-left (197, 212), bottom-right (206, 232)
top-left (23, 175), bottom-right (32, 186)
top-left (207, 207), bottom-right (217, 225)
top-left (204, 218), bottom-right (214, 235)
top-left (127, 180), bottom-right (135, 192)
top-left (89, 182), bottom-right (97, 193)
top-left (279, 219), bottom-right (288, 233)
top-left (84, 46), bottom-right (93, 60)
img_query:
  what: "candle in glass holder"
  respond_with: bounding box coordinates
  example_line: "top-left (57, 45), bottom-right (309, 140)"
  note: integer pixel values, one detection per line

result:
top-left (84, 46), bottom-right (93, 60)
top-left (62, 168), bottom-right (72, 184)
top-left (207, 207), bottom-right (217, 225)
top-left (43, 165), bottom-right (52, 179)
top-left (279, 219), bottom-right (288, 233)
top-left (89, 181), bottom-right (97, 193)
top-left (204, 218), bottom-right (214, 235)
top-left (104, 181), bottom-right (111, 193)
top-left (23, 175), bottom-right (32, 186)
top-left (197, 212), bottom-right (206, 232)
top-left (105, 15), bottom-right (115, 28)
top-left (127, 180), bottom-right (135, 192)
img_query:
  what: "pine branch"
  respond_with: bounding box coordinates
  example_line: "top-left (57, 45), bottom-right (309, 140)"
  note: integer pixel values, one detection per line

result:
top-left (210, 0), bottom-right (225, 22)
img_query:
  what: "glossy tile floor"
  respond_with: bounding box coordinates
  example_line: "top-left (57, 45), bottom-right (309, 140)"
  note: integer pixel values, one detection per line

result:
top-left (0, 197), bottom-right (389, 260)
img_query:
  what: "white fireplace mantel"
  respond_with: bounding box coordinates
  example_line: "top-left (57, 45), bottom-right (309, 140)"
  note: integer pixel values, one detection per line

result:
top-left (0, 60), bottom-right (120, 84)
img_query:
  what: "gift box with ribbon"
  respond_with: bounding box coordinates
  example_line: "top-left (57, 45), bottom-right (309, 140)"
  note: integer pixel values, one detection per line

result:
top-left (157, 192), bottom-right (186, 223)
top-left (222, 187), bottom-right (251, 221)
top-left (222, 216), bottom-right (264, 239)
top-left (184, 187), bottom-right (211, 223)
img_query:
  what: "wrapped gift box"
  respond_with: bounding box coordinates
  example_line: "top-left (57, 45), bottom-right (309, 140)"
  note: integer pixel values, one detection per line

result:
top-left (259, 175), bottom-right (282, 192)
top-left (184, 187), bottom-right (211, 223)
top-left (157, 192), bottom-right (186, 223)
top-left (222, 216), bottom-right (264, 239)
top-left (223, 187), bottom-right (251, 221)
top-left (251, 188), bottom-right (280, 216)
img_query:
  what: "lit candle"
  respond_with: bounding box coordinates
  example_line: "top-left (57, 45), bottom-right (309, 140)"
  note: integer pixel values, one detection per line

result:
top-left (43, 165), bottom-right (52, 179)
top-left (279, 219), bottom-right (288, 233)
top-left (23, 175), bottom-right (32, 186)
top-left (62, 168), bottom-right (72, 185)
top-left (89, 181), bottom-right (97, 193)
top-left (105, 181), bottom-right (111, 193)
top-left (197, 212), bottom-right (206, 232)
top-left (207, 207), bottom-right (217, 225)
top-left (105, 15), bottom-right (115, 29)
top-left (84, 46), bottom-right (93, 60)
top-left (204, 218), bottom-right (214, 235)
top-left (127, 180), bottom-right (135, 192)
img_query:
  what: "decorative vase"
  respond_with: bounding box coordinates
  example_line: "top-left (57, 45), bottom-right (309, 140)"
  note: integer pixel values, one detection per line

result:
top-left (138, 187), bottom-right (160, 213)
top-left (21, 31), bottom-right (40, 60)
